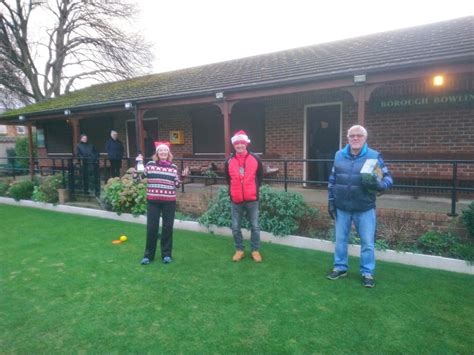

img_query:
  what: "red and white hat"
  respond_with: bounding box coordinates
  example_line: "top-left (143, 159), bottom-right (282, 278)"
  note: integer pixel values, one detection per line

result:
top-left (231, 130), bottom-right (251, 145)
top-left (154, 141), bottom-right (171, 152)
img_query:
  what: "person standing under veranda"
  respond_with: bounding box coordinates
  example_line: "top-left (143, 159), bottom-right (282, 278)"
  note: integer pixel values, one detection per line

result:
top-left (105, 130), bottom-right (125, 178)
top-left (76, 134), bottom-right (99, 196)
top-left (225, 130), bottom-right (264, 263)
top-left (134, 142), bottom-right (189, 265)
top-left (326, 125), bottom-right (393, 287)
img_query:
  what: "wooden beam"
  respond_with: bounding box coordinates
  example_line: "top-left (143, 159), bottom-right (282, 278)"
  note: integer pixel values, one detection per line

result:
top-left (70, 119), bottom-right (81, 155)
top-left (27, 122), bottom-right (35, 178)
top-left (357, 85), bottom-right (366, 126)
top-left (135, 107), bottom-right (145, 156)
top-left (214, 100), bottom-right (237, 157)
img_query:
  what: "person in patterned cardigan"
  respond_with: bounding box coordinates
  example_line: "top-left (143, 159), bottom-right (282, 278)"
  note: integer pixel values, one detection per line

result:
top-left (134, 141), bottom-right (189, 265)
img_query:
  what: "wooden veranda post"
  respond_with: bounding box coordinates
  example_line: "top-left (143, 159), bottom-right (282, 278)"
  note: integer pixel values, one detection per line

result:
top-left (215, 100), bottom-right (237, 157)
top-left (135, 107), bottom-right (145, 156)
top-left (26, 122), bottom-right (35, 178)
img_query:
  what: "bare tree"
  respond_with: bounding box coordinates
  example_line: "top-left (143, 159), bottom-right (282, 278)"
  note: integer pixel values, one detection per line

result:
top-left (0, 0), bottom-right (153, 105)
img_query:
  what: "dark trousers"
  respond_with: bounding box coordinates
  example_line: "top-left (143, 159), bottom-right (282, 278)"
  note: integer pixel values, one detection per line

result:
top-left (144, 200), bottom-right (176, 260)
top-left (109, 159), bottom-right (122, 178)
top-left (81, 160), bottom-right (100, 196)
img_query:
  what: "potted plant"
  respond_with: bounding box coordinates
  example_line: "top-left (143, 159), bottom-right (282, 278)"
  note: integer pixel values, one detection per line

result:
top-left (203, 169), bottom-right (218, 186)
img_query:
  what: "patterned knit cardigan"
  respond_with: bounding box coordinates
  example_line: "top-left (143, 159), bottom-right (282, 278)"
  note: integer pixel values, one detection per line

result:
top-left (135, 161), bottom-right (181, 202)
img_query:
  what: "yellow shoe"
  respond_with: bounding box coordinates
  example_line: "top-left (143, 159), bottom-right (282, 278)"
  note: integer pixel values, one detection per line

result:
top-left (251, 251), bottom-right (262, 263)
top-left (232, 250), bottom-right (245, 262)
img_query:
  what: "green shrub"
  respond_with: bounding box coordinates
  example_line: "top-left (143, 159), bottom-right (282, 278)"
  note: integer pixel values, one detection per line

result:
top-left (31, 186), bottom-right (47, 202)
top-left (14, 136), bottom-right (37, 170)
top-left (418, 231), bottom-right (456, 256)
top-left (461, 202), bottom-right (474, 238)
top-left (8, 180), bottom-right (36, 201)
top-left (103, 169), bottom-right (147, 216)
top-left (0, 179), bottom-right (12, 196)
top-left (199, 185), bottom-right (319, 236)
top-left (417, 231), bottom-right (474, 261)
top-left (6, 147), bottom-right (16, 166)
top-left (32, 175), bottom-right (64, 203)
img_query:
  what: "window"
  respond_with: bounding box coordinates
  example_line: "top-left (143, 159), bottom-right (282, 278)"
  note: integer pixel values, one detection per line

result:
top-left (44, 121), bottom-right (73, 154)
top-left (126, 118), bottom-right (158, 158)
top-left (16, 126), bottom-right (26, 135)
top-left (79, 117), bottom-right (113, 153)
top-left (0, 125), bottom-right (6, 135)
top-left (192, 106), bottom-right (224, 154)
top-left (36, 128), bottom-right (45, 148)
top-left (230, 102), bottom-right (265, 153)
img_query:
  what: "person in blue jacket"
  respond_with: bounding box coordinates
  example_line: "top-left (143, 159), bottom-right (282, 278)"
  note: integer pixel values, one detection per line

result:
top-left (326, 125), bottom-right (393, 288)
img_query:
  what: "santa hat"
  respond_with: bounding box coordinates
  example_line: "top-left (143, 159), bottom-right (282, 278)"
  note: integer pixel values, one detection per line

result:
top-left (231, 130), bottom-right (251, 145)
top-left (154, 141), bottom-right (171, 152)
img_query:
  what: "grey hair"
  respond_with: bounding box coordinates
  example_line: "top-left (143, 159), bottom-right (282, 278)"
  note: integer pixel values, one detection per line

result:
top-left (347, 125), bottom-right (367, 137)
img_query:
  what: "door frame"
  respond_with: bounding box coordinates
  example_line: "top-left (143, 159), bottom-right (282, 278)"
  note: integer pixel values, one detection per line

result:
top-left (125, 117), bottom-right (158, 158)
top-left (303, 102), bottom-right (343, 184)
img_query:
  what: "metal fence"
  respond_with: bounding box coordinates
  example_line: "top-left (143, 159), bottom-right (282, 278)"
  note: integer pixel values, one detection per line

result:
top-left (1, 156), bottom-right (473, 216)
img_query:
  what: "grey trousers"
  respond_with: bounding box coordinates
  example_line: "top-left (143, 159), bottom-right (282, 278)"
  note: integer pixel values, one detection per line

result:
top-left (231, 201), bottom-right (261, 251)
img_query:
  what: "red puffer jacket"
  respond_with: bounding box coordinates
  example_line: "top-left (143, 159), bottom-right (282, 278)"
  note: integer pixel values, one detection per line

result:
top-left (225, 152), bottom-right (263, 203)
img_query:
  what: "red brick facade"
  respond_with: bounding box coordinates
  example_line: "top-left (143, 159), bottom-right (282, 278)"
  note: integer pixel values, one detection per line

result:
top-left (35, 75), bottom-right (473, 183)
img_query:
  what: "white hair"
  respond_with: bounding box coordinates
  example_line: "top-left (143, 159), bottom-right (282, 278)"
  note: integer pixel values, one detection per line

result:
top-left (111, 130), bottom-right (118, 136)
top-left (347, 125), bottom-right (367, 137)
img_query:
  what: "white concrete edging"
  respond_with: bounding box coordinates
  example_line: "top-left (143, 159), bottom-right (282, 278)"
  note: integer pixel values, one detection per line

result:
top-left (1, 197), bottom-right (473, 275)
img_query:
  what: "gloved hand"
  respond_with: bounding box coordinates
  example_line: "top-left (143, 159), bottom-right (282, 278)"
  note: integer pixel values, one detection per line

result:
top-left (328, 200), bottom-right (337, 220)
top-left (361, 173), bottom-right (386, 193)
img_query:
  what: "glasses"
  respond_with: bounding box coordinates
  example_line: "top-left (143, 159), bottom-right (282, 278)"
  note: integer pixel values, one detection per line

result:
top-left (348, 134), bottom-right (365, 139)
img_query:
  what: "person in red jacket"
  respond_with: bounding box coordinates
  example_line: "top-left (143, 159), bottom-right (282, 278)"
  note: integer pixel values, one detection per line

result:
top-left (224, 130), bottom-right (264, 263)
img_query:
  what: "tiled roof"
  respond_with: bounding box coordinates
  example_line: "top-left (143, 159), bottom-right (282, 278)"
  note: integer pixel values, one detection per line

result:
top-left (2, 16), bottom-right (473, 118)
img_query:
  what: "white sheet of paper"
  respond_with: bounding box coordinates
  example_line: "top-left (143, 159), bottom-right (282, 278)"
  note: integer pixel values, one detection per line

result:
top-left (360, 159), bottom-right (378, 174)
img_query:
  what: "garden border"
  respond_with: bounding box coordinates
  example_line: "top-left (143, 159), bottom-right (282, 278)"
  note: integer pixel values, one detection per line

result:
top-left (1, 196), bottom-right (472, 275)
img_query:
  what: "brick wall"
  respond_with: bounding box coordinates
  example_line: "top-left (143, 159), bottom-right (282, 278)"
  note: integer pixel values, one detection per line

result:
top-left (176, 186), bottom-right (218, 215)
top-left (35, 75), bottom-right (473, 182)
top-left (154, 107), bottom-right (193, 157)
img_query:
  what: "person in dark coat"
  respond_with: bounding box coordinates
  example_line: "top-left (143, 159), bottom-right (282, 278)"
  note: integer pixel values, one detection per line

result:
top-left (105, 130), bottom-right (124, 177)
top-left (76, 134), bottom-right (99, 195)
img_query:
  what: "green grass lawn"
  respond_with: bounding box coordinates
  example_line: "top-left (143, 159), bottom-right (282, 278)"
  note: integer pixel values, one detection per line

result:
top-left (1, 204), bottom-right (473, 354)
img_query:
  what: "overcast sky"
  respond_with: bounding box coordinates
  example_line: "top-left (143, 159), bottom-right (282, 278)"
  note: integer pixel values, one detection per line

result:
top-left (137, 0), bottom-right (473, 73)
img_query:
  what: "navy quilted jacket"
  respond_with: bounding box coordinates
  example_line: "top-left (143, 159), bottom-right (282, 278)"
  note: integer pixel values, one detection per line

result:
top-left (328, 144), bottom-right (393, 212)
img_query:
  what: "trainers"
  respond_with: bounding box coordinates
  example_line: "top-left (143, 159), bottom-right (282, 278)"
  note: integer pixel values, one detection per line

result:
top-left (251, 251), bottom-right (262, 263)
top-left (140, 257), bottom-right (151, 265)
top-left (162, 256), bottom-right (172, 264)
top-left (362, 275), bottom-right (375, 288)
top-left (326, 269), bottom-right (347, 280)
top-left (232, 250), bottom-right (245, 262)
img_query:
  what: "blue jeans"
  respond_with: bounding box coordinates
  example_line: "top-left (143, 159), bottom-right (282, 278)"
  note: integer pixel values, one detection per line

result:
top-left (334, 208), bottom-right (376, 276)
top-left (231, 201), bottom-right (260, 251)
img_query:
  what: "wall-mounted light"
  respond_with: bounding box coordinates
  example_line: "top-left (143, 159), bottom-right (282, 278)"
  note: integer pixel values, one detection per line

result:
top-left (433, 75), bottom-right (444, 87)
top-left (124, 102), bottom-right (133, 110)
top-left (215, 92), bottom-right (224, 100)
top-left (18, 115), bottom-right (26, 121)
top-left (64, 109), bottom-right (71, 116)
top-left (353, 74), bottom-right (367, 84)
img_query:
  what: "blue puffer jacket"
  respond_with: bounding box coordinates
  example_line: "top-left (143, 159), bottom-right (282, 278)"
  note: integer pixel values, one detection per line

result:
top-left (328, 143), bottom-right (393, 212)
